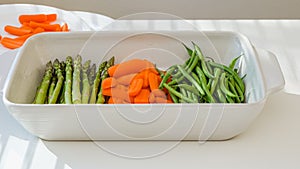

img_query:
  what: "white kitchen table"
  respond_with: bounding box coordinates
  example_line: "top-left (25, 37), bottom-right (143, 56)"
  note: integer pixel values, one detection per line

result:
top-left (0, 5), bottom-right (300, 169)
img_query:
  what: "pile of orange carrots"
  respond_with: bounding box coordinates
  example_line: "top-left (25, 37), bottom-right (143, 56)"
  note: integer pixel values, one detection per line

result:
top-left (0, 13), bottom-right (69, 49)
top-left (101, 59), bottom-right (173, 104)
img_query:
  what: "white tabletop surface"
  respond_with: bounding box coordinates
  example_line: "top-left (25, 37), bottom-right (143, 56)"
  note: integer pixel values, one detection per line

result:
top-left (1, 5), bottom-right (300, 169)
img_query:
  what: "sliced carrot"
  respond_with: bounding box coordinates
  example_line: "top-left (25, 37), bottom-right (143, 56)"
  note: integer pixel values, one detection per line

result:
top-left (133, 70), bottom-right (149, 88)
top-left (134, 89), bottom-right (150, 104)
top-left (102, 88), bottom-right (112, 96)
top-left (128, 78), bottom-right (143, 96)
top-left (61, 23), bottom-right (69, 32)
top-left (29, 21), bottom-right (61, 31)
top-left (19, 14), bottom-right (47, 24)
top-left (116, 73), bottom-right (137, 86)
top-left (155, 97), bottom-right (168, 103)
top-left (110, 59), bottom-right (154, 78)
top-left (1, 37), bottom-right (24, 49)
top-left (149, 92), bottom-right (156, 103)
top-left (0, 35), bottom-right (2, 41)
top-left (46, 14), bottom-right (57, 22)
top-left (108, 64), bottom-right (119, 77)
top-left (151, 89), bottom-right (167, 98)
top-left (148, 67), bottom-right (159, 75)
top-left (4, 25), bottom-right (32, 36)
top-left (149, 72), bottom-right (160, 91)
top-left (108, 97), bottom-right (114, 104)
top-left (101, 77), bottom-right (118, 89)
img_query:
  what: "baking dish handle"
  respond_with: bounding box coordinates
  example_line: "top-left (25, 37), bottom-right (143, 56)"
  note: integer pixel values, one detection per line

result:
top-left (255, 48), bottom-right (285, 95)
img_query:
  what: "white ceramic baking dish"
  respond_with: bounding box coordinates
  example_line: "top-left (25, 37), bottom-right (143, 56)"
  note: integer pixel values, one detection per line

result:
top-left (2, 31), bottom-right (284, 140)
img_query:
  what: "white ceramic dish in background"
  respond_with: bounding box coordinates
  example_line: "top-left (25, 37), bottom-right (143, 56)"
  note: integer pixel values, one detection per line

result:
top-left (2, 31), bottom-right (284, 140)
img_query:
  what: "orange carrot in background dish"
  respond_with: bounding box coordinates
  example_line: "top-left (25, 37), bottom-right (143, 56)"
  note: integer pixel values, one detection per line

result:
top-left (61, 23), bottom-right (69, 32)
top-left (19, 14), bottom-right (48, 24)
top-left (4, 25), bottom-right (32, 36)
top-left (1, 13), bottom-right (70, 49)
top-left (0, 37), bottom-right (24, 49)
top-left (46, 14), bottom-right (57, 22)
top-left (29, 21), bottom-right (61, 31)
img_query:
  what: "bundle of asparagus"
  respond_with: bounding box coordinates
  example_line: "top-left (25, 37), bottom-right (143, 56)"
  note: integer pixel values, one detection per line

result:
top-left (33, 55), bottom-right (115, 104)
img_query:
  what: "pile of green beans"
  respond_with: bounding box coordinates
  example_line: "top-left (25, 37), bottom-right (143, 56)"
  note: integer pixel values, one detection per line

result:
top-left (159, 42), bottom-right (246, 103)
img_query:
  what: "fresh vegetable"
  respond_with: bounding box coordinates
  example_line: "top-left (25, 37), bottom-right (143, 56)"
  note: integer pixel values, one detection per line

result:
top-left (159, 42), bottom-right (246, 103)
top-left (81, 60), bottom-right (91, 104)
top-left (32, 42), bottom-right (246, 104)
top-left (0, 13), bottom-right (69, 49)
top-left (49, 59), bottom-right (64, 104)
top-left (97, 56), bottom-right (115, 104)
top-left (33, 56), bottom-right (115, 104)
top-left (33, 61), bottom-right (53, 104)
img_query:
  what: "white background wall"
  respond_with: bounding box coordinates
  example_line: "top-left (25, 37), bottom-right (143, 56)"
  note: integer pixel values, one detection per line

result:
top-left (1, 0), bottom-right (300, 19)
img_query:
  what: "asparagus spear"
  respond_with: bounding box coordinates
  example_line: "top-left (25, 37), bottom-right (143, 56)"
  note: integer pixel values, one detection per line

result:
top-left (89, 61), bottom-right (107, 104)
top-left (34, 61), bottom-right (53, 104)
top-left (97, 56), bottom-right (115, 104)
top-left (58, 61), bottom-right (66, 104)
top-left (88, 63), bottom-right (96, 86)
top-left (72, 55), bottom-right (82, 104)
top-left (48, 76), bottom-right (57, 103)
top-left (49, 59), bottom-right (64, 104)
top-left (81, 60), bottom-right (91, 104)
top-left (64, 56), bottom-right (73, 104)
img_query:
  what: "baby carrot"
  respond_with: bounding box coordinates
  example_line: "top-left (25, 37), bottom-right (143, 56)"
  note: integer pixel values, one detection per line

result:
top-left (110, 59), bottom-right (154, 78)
top-left (29, 21), bottom-right (61, 31)
top-left (108, 64), bottom-right (119, 77)
top-left (133, 70), bottom-right (149, 88)
top-left (155, 97), bottom-right (169, 103)
top-left (128, 78), bottom-right (143, 96)
top-left (101, 77), bottom-right (118, 89)
top-left (4, 25), bottom-right (32, 36)
top-left (134, 89), bottom-right (150, 104)
top-left (61, 23), bottom-right (69, 32)
top-left (19, 14), bottom-right (47, 24)
top-left (151, 89), bottom-right (167, 98)
top-left (149, 72), bottom-right (160, 91)
top-left (1, 37), bottom-right (24, 49)
top-left (46, 14), bottom-right (57, 22)
top-left (149, 92), bottom-right (156, 103)
top-left (116, 73), bottom-right (137, 86)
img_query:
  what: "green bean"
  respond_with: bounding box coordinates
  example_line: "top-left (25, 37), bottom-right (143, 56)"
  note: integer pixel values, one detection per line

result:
top-left (191, 72), bottom-right (201, 85)
top-left (228, 80), bottom-right (241, 103)
top-left (217, 88), bottom-right (227, 103)
top-left (182, 43), bottom-right (193, 57)
top-left (159, 67), bottom-right (175, 89)
top-left (226, 95), bottom-right (235, 103)
top-left (177, 84), bottom-right (200, 96)
top-left (180, 87), bottom-right (188, 97)
top-left (191, 93), bottom-right (198, 102)
top-left (177, 65), bottom-right (205, 95)
top-left (209, 61), bottom-right (245, 93)
top-left (169, 92), bottom-right (179, 103)
top-left (220, 72), bottom-right (238, 98)
top-left (192, 42), bottom-right (215, 79)
top-left (210, 68), bottom-right (221, 94)
top-left (207, 79), bottom-right (212, 91)
top-left (163, 83), bottom-right (196, 103)
top-left (229, 54), bottom-right (242, 70)
top-left (195, 66), bottom-right (207, 85)
top-left (235, 81), bottom-right (245, 102)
